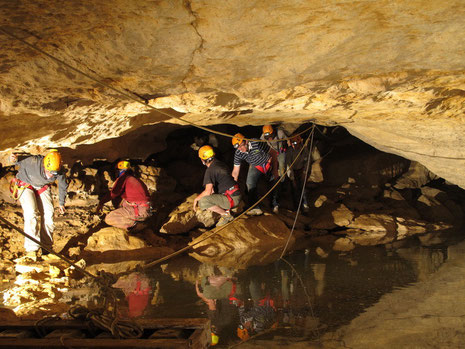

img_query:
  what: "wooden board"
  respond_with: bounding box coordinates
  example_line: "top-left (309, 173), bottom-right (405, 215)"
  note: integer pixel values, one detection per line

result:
top-left (0, 317), bottom-right (211, 348)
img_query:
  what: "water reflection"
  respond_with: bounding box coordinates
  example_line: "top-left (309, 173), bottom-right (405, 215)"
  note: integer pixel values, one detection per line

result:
top-left (0, 233), bottom-right (457, 346)
top-left (114, 240), bottom-right (453, 346)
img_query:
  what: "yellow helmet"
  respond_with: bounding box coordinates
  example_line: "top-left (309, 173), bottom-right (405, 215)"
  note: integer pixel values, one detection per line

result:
top-left (211, 332), bottom-right (219, 346)
top-left (237, 325), bottom-right (250, 341)
top-left (232, 133), bottom-right (245, 149)
top-left (198, 145), bottom-right (215, 161)
top-left (43, 149), bottom-right (62, 173)
top-left (262, 125), bottom-right (274, 138)
top-left (117, 160), bottom-right (131, 170)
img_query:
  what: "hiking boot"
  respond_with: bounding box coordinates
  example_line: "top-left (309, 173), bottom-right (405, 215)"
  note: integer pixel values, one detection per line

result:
top-left (216, 214), bottom-right (234, 227)
top-left (246, 207), bottom-right (263, 216)
top-left (273, 205), bottom-right (279, 214)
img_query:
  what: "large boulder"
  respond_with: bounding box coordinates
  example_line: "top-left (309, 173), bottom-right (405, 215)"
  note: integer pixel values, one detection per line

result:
top-left (189, 214), bottom-right (294, 268)
top-left (85, 227), bottom-right (147, 252)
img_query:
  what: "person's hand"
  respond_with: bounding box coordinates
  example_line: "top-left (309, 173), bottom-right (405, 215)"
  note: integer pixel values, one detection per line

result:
top-left (193, 199), bottom-right (198, 212)
top-left (95, 203), bottom-right (103, 214)
top-left (58, 206), bottom-right (66, 215)
top-left (9, 153), bottom-right (17, 165)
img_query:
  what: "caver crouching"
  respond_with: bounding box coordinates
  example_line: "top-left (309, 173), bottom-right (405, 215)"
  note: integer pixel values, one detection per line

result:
top-left (96, 160), bottom-right (152, 230)
top-left (193, 145), bottom-right (241, 227)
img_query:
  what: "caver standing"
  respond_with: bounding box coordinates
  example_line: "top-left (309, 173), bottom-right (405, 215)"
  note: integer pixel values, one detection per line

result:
top-left (231, 133), bottom-right (278, 216)
top-left (261, 125), bottom-right (288, 213)
top-left (10, 149), bottom-right (68, 259)
top-left (193, 145), bottom-right (241, 227)
top-left (285, 135), bottom-right (310, 211)
top-left (96, 160), bottom-right (152, 230)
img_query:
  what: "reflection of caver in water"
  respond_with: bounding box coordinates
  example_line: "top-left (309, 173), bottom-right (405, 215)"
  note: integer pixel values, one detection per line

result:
top-left (114, 272), bottom-right (151, 318)
top-left (10, 150), bottom-right (68, 260)
top-left (193, 145), bottom-right (241, 227)
top-left (96, 160), bottom-right (152, 230)
top-left (231, 133), bottom-right (278, 216)
top-left (195, 275), bottom-right (243, 346)
top-left (237, 278), bottom-right (277, 341)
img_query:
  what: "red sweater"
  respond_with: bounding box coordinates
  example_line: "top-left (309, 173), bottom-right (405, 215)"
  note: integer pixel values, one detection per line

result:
top-left (101, 173), bottom-right (150, 204)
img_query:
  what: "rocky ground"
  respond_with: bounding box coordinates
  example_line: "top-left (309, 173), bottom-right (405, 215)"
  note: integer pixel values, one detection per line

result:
top-left (1, 132), bottom-right (465, 348)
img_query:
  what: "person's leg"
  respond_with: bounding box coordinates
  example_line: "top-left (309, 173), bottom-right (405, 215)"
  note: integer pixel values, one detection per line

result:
top-left (39, 187), bottom-right (54, 249)
top-left (105, 203), bottom-right (136, 229)
top-left (199, 194), bottom-right (235, 226)
top-left (271, 178), bottom-right (281, 211)
top-left (199, 194), bottom-right (230, 215)
top-left (246, 166), bottom-right (262, 209)
top-left (278, 152), bottom-right (286, 178)
top-left (19, 188), bottom-right (40, 252)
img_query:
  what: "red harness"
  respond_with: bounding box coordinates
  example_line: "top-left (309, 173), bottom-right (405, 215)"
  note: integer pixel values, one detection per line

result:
top-left (228, 282), bottom-right (243, 306)
top-left (224, 184), bottom-right (240, 208)
top-left (125, 200), bottom-right (151, 218)
top-left (255, 158), bottom-right (272, 174)
top-left (14, 179), bottom-right (49, 196)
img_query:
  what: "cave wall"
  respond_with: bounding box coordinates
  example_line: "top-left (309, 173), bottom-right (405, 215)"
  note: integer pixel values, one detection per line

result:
top-left (0, 0), bottom-right (464, 186)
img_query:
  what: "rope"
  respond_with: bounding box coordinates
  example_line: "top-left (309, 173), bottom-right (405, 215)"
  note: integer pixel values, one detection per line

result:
top-left (0, 26), bottom-right (314, 144)
top-left (279, 257), bottom-right (320, 340)
top-left (142, 126), bottom-right (316, 270)
top-left (68, 305), bottom-right (144, 339)
top-left (280, 126), bottom-right (314, 258)
top-left (0, 214), bottom-right (97, 280)
top-left (0, 211), bottom-right (144, 339)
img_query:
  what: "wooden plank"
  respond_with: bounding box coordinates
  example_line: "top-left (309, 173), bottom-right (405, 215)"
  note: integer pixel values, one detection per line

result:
top-left (0, 317), bottom-right (211, 348)
top-left (0, 338), bottom-right (191, 348)
top-left (188, 318), bottom-right (211, 349)
top-left (0, 318), bottom-right (208, 330)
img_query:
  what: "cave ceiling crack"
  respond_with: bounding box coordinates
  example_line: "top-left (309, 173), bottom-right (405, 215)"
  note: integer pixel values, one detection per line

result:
top-left (182, 0), bottom-right (204, 93)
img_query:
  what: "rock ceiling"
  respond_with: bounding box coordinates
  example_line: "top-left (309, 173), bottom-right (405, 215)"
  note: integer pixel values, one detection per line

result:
top-left (0, 0), bottom-right (464, 185)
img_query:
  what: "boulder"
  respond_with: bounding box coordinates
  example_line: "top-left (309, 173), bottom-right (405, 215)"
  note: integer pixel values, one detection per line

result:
top-left (85, 227), bottom-right (147, 252)
top-left (394, 161), bottom-right (439, 189)
top-left (189, 214), bottom-right (294, 268)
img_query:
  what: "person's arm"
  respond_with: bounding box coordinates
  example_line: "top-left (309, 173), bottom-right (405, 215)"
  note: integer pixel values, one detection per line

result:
top-left (193, 183), bottom-right (214, 211)
top-left (232, 165), bottom-right (241, 182)
top-left (195, 280), bottom-right (216, 310)
top-left (56, 173), bottom-right (68, 214)
top-left (96, 176), bottom-right (124, 213)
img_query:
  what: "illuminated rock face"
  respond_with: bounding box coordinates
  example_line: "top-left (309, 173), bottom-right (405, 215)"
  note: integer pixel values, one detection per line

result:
top-left (1, 1), bottom-right (464, 186)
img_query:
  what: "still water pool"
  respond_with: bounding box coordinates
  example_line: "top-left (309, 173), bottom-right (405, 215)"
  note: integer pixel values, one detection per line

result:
top-left (121, 233), bottom-right (454, 346)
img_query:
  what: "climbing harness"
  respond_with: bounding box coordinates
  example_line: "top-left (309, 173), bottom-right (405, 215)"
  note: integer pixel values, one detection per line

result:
top-left (9, 178), bottom-right (26, 200)
top-left (255, 158), bottom-right (272, 175)
top-left (9, 178), bottom-right (49, 201)
top-left (224, 184), bottom-right (240, 209)
top-left (125, 200), bottom-right (152, 219)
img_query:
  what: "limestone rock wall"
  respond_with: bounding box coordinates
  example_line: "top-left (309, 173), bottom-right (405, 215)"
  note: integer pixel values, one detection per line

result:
top-left (0, 1), bottom-right (464, 186)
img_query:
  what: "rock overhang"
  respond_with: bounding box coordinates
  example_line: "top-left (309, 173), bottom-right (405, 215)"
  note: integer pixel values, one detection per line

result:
top-left (0, 0), bottom-right (464, 186)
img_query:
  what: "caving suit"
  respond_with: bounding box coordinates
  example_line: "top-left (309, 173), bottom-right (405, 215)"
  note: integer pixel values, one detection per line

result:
top-left (15, 155), bottom-right (68, 252)
top-left (100, 171), bottom-right (151, 229)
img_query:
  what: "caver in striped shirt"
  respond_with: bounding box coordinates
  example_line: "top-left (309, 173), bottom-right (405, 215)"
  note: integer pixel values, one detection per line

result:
top-left (233, 141), bottom-right (270, 167)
